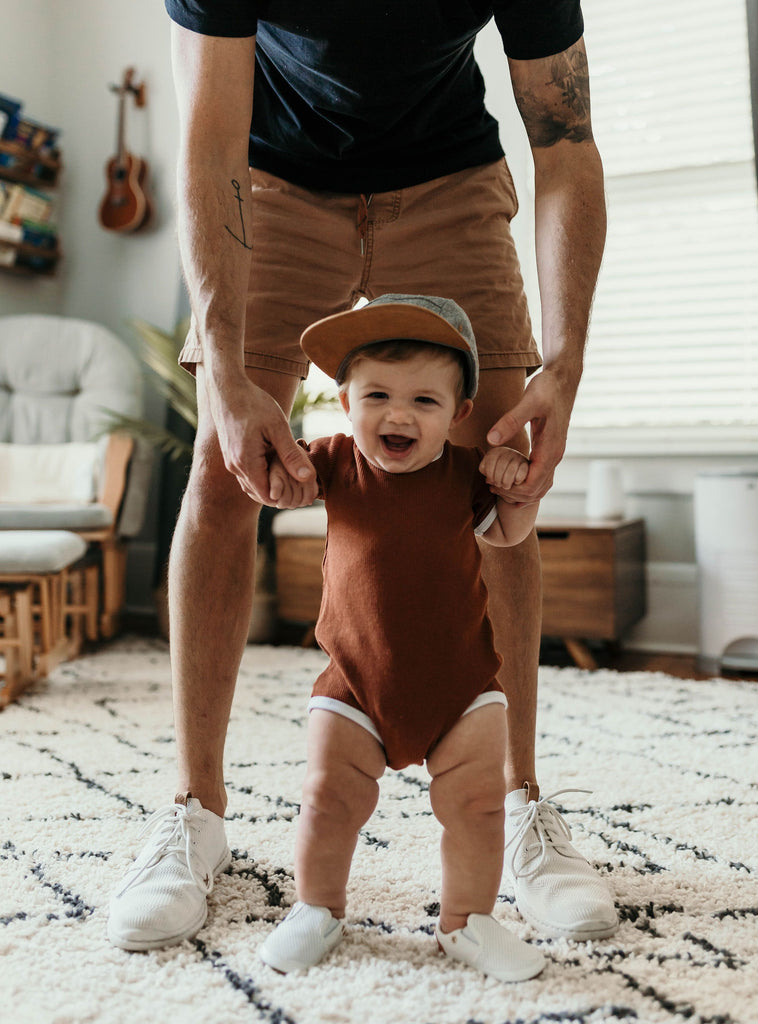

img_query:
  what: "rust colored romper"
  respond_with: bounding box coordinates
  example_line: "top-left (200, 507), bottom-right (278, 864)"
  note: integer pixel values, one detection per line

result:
top-left (304, 434), bottom-right (504, 770)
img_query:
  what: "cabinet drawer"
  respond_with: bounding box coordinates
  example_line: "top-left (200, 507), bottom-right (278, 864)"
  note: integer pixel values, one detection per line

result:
top-left (537, 522), bottom-right (646, 640)
top-left (275, 536), bottom-right (325, 623)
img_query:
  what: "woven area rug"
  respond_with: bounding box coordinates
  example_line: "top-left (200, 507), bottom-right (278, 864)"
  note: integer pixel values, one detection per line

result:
top-left (1, 637), bottom-right (756, 1024)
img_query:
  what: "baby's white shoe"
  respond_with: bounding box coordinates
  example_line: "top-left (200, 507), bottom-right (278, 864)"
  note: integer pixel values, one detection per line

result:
top-left (435, 913), bottom-right (545, 982)
top-left (259, 901), bottom-right (344, 972)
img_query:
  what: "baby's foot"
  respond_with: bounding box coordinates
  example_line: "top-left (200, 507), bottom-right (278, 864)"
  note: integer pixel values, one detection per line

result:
top-left (259, 901), bottom-right (344, 973)
top-left (436, 913), bottom-right (545, 982)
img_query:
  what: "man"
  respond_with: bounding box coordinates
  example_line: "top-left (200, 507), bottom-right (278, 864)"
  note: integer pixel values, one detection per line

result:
top-left (108, 0), bottom-right (616, 952)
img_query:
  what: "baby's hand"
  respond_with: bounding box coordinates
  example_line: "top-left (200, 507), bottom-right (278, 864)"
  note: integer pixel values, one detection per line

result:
top-left (480, 446), bottom-right (530, 498)
top-left (268, 454), bottom-right (317, 509)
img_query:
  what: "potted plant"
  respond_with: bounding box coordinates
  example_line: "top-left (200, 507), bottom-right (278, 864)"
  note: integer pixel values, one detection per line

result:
top-left (107, 317), bottom-right (338, 641)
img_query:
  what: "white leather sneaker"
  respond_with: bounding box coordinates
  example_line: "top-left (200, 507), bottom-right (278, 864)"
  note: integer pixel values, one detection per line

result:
top-left (435, 913), bottom-right (545, 982)
top-left (259, 902), bottom-right (345, 973)
top-left (504, 786), bottom-right (618, 940)
top-left (108, 794), bottom-right (231, 951)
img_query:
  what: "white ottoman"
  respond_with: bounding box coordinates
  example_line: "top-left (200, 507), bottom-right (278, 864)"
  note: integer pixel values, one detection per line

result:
top-left (0, 530), bottom-right (90, 687)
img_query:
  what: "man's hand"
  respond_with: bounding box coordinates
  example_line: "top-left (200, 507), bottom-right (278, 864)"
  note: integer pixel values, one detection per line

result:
top-left (486, 367), bottom-right (575, 504)
top-left (207, 373), bottom-right (317, 506)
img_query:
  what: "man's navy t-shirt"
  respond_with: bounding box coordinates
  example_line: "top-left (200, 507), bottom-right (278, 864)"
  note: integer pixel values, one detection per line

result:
top-left (165, 1), bottom-right (583, 193)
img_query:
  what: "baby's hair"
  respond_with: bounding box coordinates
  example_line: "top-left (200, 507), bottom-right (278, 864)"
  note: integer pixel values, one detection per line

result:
top-left (337, 339), bottom-right (468, 405)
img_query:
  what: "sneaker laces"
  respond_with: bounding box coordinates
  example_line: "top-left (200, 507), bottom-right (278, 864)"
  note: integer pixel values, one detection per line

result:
top-left (116, 802), bottom-right (213, 898)
top-left (505, 789), bottom-right (592, 880)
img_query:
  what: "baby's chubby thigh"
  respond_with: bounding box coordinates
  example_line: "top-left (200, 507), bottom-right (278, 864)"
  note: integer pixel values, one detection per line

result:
top-left (302, 709), bottom-right (387, 823)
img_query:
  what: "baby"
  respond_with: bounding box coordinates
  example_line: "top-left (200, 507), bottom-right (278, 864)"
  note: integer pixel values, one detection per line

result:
top-left (260, 294), bottom-right (543, 983)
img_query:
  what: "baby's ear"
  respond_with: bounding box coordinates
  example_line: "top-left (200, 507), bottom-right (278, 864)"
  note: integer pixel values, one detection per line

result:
top-left (338, 390), bottom-right (351, 419)
top-left (451, 398), bottom-right (473, 426)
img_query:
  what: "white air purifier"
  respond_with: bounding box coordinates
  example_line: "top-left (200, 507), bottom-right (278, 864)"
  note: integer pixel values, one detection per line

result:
top-left (694, 469), bottom-right (758, 673)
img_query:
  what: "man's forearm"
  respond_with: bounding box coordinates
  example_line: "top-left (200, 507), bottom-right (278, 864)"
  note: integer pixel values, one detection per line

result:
top-left (176, 151), bottom-right (254, 387)
top-left (533, 139), bottom-right (606, 393)
top-left (170, 25), bottom-right (257, 391)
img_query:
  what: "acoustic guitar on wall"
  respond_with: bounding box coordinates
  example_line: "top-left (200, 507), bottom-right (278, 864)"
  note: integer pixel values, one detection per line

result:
top-left (98, 67), bottom-right (153, 234)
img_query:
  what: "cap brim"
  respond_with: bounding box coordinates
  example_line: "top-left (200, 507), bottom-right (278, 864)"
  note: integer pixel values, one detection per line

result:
top-left (301, 303), bottom-right (473, 381)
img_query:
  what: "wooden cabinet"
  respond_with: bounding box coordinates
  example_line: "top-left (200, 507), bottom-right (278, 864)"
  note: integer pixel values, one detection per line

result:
top-left (276, 536), bottom-right (326, 626)
top-left (275, 514), bottom-right (647, 665)
top-left (537, 517), bottom-right (647, 667)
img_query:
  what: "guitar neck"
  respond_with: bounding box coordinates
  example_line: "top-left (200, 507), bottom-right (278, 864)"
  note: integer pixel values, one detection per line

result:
top-left (115, 87), bottom-right (127, 167)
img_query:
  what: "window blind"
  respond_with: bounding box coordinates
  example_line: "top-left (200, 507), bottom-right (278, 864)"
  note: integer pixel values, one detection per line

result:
top-left (567, 0), bottom-right (758, 454)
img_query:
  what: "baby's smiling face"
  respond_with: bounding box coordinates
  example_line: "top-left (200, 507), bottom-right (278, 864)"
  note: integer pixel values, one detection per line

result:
top-left (339, 352), bottom-right (472, 473)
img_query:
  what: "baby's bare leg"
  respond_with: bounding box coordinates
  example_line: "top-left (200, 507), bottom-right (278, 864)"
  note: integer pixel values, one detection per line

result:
top-left (427, 703), bottom-right (507, 934)
top-left (295, 710), bottom-right (386, 918)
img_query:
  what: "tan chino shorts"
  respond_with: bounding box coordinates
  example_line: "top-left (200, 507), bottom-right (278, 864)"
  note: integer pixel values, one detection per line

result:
top-left (180, 159), bottom-right (541, 380)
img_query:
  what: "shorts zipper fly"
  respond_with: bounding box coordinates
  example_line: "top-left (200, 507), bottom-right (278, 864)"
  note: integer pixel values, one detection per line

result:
top-left (358, 193), bottom-right (373, 255)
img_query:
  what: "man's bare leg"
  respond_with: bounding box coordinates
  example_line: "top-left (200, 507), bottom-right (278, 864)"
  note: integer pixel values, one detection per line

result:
top-left (452, 366), bottom-right (618, 939)
top-left (449, 367), bottom-right (540, 798)
top-left (170, 365), bottom-right (302, 816)
top-left (480, 535), bottom-right (541, 798)
top-left (108, 364), bottom-right (303, 951)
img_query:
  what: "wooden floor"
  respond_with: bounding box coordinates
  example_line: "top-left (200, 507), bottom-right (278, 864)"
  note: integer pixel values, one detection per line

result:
top-left (123, 612), bottom-right (757, 684)
top-left (539, 638), bottom-right (758, 682)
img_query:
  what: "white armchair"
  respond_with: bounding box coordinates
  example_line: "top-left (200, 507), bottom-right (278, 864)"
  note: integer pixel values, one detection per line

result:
top-left (0, 314), bottom-right (152, 639)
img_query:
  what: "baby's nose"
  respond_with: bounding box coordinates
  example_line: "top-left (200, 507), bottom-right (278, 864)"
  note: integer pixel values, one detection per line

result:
top-left (387, 403), bottom-right (413, 423)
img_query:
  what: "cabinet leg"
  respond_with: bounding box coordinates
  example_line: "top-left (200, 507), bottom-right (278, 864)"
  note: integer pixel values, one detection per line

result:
top-left (563, 637), bottom-right (598, 670)
top-left (300, 624), bottom-right (317, 648)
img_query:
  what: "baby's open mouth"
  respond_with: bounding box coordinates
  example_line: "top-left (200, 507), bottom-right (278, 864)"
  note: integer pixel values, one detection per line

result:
top-left (381, 434), bottom-right (415, 454)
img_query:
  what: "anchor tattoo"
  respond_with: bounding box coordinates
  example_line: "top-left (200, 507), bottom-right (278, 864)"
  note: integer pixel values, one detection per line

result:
top-left (224, 179), bottom-right (253, 249)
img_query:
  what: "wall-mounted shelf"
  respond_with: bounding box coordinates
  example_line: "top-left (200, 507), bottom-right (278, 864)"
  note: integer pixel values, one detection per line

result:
top-left (0, 138), bottom-right (61, 187)
top-left (0, 137), bottom-right (62, 277)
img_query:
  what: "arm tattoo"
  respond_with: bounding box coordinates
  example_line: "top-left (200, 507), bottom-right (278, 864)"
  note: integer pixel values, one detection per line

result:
top-left (514, 48), bottom-right (594, 148)
top-left (224, 178), bottom-right (253, 249)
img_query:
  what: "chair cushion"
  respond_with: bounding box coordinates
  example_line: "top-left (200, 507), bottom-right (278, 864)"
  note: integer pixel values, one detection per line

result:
top-left (0, 503), bottom-right (113, 530)
top-left (0, 442), bottom-right (102, 503)
top-left (0, 531), bottom-right (88, 574)
top-left (0, 314), bottom-right (152, 539)
top-left (0, 314), bottom-right (143, 444)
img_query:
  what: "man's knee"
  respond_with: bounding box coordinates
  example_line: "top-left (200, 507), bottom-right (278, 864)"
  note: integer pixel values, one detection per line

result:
top-left (182, 439), bottom-right (261, 531)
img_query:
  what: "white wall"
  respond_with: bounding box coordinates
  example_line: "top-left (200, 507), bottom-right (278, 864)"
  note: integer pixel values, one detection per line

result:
top-left (1, 0), bottom-right (182, 611)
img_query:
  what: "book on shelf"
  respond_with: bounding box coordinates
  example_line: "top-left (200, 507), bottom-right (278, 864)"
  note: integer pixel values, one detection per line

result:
top-left (12, 117), bottom-right (59, 153)
top-left (0, 94), bottom-right (22, 165)
top-left (0, 180), bottom-right (11, 218)
top-left (1, 182), bottom-right (53, 224)
top-left (0, 216), bottom-right (22, 267)
top-left (21, 218), bottom-right (57, 248)
top-left (0, 216), bottom-right (58, 271)
top-left (0, 219), bottom-right (23, 244)
top-left (0, 218), bottom-right (22, 265)
top-left (0, 93), bottom-right (60, 180)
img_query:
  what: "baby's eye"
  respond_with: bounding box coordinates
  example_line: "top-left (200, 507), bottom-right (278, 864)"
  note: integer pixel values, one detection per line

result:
top-left (415, 395), bottom-right (439, 406)
top-left (364, 391), bottom-right (388, 401)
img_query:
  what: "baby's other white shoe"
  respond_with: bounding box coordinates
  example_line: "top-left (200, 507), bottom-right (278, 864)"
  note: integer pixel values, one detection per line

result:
top-left (436, 913), bottom-right (545, 982)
